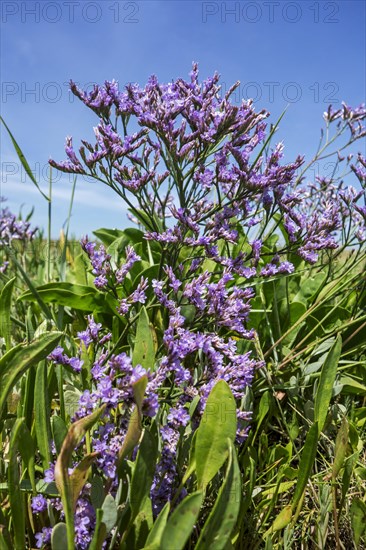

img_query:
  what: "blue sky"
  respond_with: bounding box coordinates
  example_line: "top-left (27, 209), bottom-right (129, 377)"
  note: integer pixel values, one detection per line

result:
top-left (1, 0), bottom-right (365, 237)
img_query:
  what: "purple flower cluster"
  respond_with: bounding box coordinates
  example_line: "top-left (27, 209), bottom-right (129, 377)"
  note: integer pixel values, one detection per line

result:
top-left (43, 65), bottom-right (366, 541)
top-left (0, 201), bottom-right (38, 273)
top-left (80, 237), bottom-right (148, 315)
top-left (50, 66), bottom-right (366, 276)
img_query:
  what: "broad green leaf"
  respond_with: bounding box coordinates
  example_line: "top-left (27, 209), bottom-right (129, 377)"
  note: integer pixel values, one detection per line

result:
top-left (34, 361), bottom-right (51, 469)
top-left (130, 429), bottom-right (158, 519)
top-left (19, 282), bottom-right (118, 314)
top-left (144, 502), bottom-right (170, 548)
top-left (118, 375), bottom-right (148, 464)
top-left (8, 419), bottom-right (26, 549)
top-left (64, 388), bottom-right (82, 420)
top-left (132, 307), bottom-right (155, 371)
top-left (339, 376), bottom-right (366, 395)
top-left (69, 452), bottom-right (100, 508)
top-left (101, 494), bottom-right (118, 533)
top-left (93, 227), bottom-right (126, 246)
top-left (196, 441), bottom-right (241, 550)
top-left (0, 277), bottom-right (15, 350)
top-left (0, 332), bottom-right (62, 420)
top-left (160, 491), bottom-right (203, 550)
top-left (332, 417), bottom-right (349, 480)
top-left (70, 253), bottom-right (90, 285)
top-left (90, 475), bottom-right (105, 511)
top-left (51, 523), bottom-right (68, 550)
top-left (195, 380), bottom-right (237, 489)
top-left (350, 498), bottom-right (366, 545)
top-left (314, 335), bottom-right (342, 433)
top-left (292, 422), bottom-right (319, 510)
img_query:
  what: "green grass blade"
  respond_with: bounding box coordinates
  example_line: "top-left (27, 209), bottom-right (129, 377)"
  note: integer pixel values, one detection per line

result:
top-left (0, 115), bottom-right (49, 201)
top-left (314, 335), bottom-right (342, 433)
top-left (34, 361), bottom-right (51, 469)
top-left (291, 422), bottom-right (319, 511)
top-left (0, 277), bottom-right (16, 350)
top-left (8, 419), bottom-right (27, 549)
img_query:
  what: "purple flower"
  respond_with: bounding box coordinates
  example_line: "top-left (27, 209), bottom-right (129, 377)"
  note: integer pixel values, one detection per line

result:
top-left (31, 494), bottom-right (47, 513)
top-left (167, 406), bottom-right (190, 428)
top-left (69, 357), bottom-right (84, 373)
top-left (44, 464), bottom-right (55, 483)
top-left (35, 527), bottom-right (52, 548)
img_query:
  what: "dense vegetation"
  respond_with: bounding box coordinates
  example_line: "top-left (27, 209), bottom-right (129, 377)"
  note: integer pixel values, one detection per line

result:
top-left (0, 66), bottom-right (365, 549)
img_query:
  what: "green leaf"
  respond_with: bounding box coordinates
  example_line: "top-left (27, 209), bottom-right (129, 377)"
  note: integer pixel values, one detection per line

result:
top-left (8, 419), bottom-right (26, 549)
top-left (130, 429), bottom-right (158, 519)
top-left (196, 441), bottom-right (241, 549)
top-left (132, 307), bottom-right (155, 371)
top-left (0, 277), bottom-right (16, 350)
top-left (55, 405), bottom-right (106, 548)
top-left (182, 430), bottom-right (198, 484)
top-left (16, 418), bottom-right (36, 493)
top-left (332, 417), bottom-right (349, 480)
top-left (144, 502), bottom-right (170, 548)
top-left (0, 332), bottom-right (62, 420)
top-left (314, 335), bottom-right (342, 433)
top-left (264, 505), bottom-right (292, 537)
top-left (195, 380), bottom-right (237, 489)
top-left (292, 422), bottom-right (319, 510)
top-left (118, 375), bottom-right (148, 464)
top-left (69, 452), bottom-right (100, 508)
top-left (51, 523), bottom-right (68, 550)
top-left (160, 491), bottom-right (203, 550)
top-left (64, 388), bottom-right (82, 420)
top-left (52, 415), bottom-right (68, 455)
top-left (101, 494), bottom-right (118, 533)
top-left (92, 227), bottom-right (126, 246)
top-left (89, 509), bottom-right (107, 550)
top-left (125, 429), bottom-right (158, 548)
top-left (0, 525), bottom-right (12, 550)
top-left (339, 376), bottom-right (366, 395)
top-left (18, 282), bottom-right (117, 314)
top-left (0, 115), bottom-right (49, 201)
top-left (90, 476), bottom-right (105, 511)
top-left (34, 361), bottom-right (51, 469)
top-left (341, 452), bottom-right (359, 510)
top-left (253, 391), bottom-right (272, 440)
top-left (350, 498), bottom-right (366, 545)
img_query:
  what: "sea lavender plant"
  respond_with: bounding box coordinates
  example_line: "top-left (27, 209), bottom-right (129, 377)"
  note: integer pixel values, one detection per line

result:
top-left (39, 65), bottom-right (366, 547)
